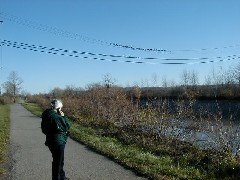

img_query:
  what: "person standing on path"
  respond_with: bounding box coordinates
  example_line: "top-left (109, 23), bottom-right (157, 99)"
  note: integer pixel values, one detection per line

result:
top-left (41, 99), bottom-right (71, 180)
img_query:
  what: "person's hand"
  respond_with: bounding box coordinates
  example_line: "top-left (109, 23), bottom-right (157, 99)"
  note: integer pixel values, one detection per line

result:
top-left (59, 110), bottom-right (64, 116)
top-left (66, 131), bottom-right (70, 136)
top-left (57, 109), bottom-right (65, 116)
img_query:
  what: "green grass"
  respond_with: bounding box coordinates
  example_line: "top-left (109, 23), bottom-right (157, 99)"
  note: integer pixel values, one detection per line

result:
top-left (23, 102), bottom-right (240, 179)
top-left (23, 103), bottom-right (43, 117)
top-left (69, 123), bottom-right (208, 179)
top-left (0, 105), bottom-right (10, 176)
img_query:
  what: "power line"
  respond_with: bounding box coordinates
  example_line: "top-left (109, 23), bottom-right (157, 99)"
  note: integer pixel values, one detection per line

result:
top-left (2, 39), bottom-right (237, 62)
top-left (0, 11), bottom-right (167, 53)
top-left (0, 20), bottom-right (3, 70)
top-left (2, 11), bottom-right (239, 54)
top-left (1, 39), bottom-right (239, 65)
top-left (0, 20), bottom-right (3, 95)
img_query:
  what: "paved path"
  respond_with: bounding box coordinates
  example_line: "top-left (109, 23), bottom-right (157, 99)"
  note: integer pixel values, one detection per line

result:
top-left (7, 104), bottom-right (147, 180)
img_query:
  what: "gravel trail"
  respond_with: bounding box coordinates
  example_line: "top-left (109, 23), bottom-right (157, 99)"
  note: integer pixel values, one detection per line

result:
top-left (7, 104), bottom-right (147, 180)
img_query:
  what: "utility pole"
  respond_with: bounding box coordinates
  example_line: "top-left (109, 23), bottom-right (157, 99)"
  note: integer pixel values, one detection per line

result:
top-left (0, 20), bottom-right (3, 95)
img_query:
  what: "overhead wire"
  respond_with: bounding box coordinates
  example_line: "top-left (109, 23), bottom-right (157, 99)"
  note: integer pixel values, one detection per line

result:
top-left (1, 11), bottom-right (239, 54)
top-left (0, 20), bottom-right (3, 95)
top-left (0, 39), bottom-right (224, 61)
top-left (0, 21), bottom-right (2, 70)
top-left (0, 11), bottom-right (167, 53)
top-left (1, 39), bottom-right (239, 65)
top-left (171, 45), bottom-right (240, 52)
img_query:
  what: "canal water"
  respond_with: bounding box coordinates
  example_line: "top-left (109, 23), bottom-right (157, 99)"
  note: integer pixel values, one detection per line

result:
top-left (142, 99), bottom-right (240, 154)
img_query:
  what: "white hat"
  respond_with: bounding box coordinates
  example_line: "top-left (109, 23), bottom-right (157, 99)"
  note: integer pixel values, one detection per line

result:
top-left (51, 99), bottom-right (63, 109)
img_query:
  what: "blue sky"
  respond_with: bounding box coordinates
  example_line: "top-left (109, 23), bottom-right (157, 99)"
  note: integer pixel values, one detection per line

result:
top-left (0, 0), bottom-right (239, 94)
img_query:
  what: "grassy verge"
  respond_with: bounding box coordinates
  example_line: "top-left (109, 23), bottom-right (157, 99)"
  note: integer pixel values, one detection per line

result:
top-left (70, 123), bottom-right (209, 179)
top-left (22, 103), bottom-right (43, 117)
top-left (0, 105), bottom-right (10, 176)
top-left (23, 103), bottom-right (240, 179)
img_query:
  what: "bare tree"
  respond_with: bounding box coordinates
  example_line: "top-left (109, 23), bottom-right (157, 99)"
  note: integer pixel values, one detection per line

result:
top-left (2, 71), bottom-right (23, 102)
top-left (50, 87), bottom-right (64, 97)
top-left (204, 74), bottom-right (212, 85)
top-left (102, 74), bottom-right (115, 88)
top-left (212, 67), bottom-right (222, 85)
top-left (189, 70), bottom-right (199, 86)
top-left (151, 73), bottom-right (158, 87)
top-left (181, 69), bottom-right (190, 86)
top-left (222, 69), bottom-right (234, 85)
top-left (232, 63), bottom-right (240, 85)
top-left (162, 76), bottom-right (168, 88)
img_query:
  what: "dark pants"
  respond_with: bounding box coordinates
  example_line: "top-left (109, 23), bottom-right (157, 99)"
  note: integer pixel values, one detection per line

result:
top-left (48, 144), bottom-right (66, 180)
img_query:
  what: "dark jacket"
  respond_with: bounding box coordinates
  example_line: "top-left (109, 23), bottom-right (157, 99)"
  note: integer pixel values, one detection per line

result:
top-left (41, 108), bottom-right (71, 147)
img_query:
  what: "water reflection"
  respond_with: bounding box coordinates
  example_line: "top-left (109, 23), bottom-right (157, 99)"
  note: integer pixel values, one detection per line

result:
top-left (159, 118), bottom-right (240, 154)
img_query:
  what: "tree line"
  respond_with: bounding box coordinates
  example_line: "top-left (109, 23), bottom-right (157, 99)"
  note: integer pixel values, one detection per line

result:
top-left (1, 63), bottom-right (240, 103)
